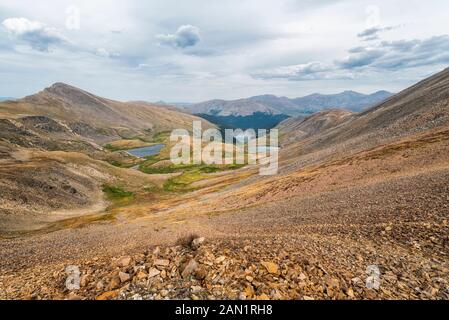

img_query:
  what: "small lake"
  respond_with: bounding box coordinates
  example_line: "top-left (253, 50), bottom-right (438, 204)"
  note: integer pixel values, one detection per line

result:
top-left (127, 144), bottom-right (165, 158)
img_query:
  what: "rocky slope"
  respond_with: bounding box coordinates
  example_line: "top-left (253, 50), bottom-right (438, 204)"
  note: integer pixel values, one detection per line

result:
top-left (279, 67), bottom-right (449, 169)
top-left (277, 109), bottom-right (354, 145)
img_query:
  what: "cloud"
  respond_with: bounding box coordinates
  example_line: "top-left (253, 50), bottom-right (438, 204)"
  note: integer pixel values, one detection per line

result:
top-left (2, 0), bottom-right (449, 101)
top-left (253, 62), bottom-right (354, 81)
top-left (253, 35), bottom-right (449, 81)
top-left (96, 48), bottom-right (120, 58)
top-left (338, 49), bottom-right (385, 69)
top-left (357, 26), bottom-right (398, 41)
top-left (2, 17), bottom-right (67, 51)
top-left (156, 25), bottom-right (201, 49)
top-left (339, 35), bottom-right (449, 70)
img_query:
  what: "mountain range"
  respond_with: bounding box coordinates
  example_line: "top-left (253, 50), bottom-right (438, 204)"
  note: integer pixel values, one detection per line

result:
top-left (185, 90), bottom-right (393, 117)
top-left (0, 97), bottom-right (15, 102)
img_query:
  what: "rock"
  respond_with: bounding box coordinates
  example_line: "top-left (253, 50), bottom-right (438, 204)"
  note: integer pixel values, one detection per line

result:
top-left (79, 275), bottom-right (89, 287)
top-left (117, 256), bottom-right (132, 268)
top-left (194, 267), bottom-right (207, 280)
top-left (325, 277), bottom-right (340, 289)
top-left (66, 292), bottom-right (83, 300)
top-left (270, 289), bottom-right (283, 300)
top-left (136, 269), bottom-right (148, 280)
top-left (261, 261), bottom-right (279, 274)
top-left (160, 289), bottom-right (169, 297)
top-left (257, 293), bottom-right (270, 300)
top-left (191, 286), bottom-right (202, 294)
top-left (119, 272), bottom-right (131, 283)
top-left (109, 277), bottom-right (121, 290)
top-left (154, 259), bottom-right (170, 267)
top-left (244, 284), bottom-right (255, 299)
top-left (96, 281), bottom-right (104, 290)
top-left (152, 246), bottom-right (161, 256)
top-left (191, 237), bottom-right (206, 250)
top-left (96, 291), bottom-right (118, 300)
top-left (148, 268), bottom-right (161, 278)
top-left (351, 277), bottom-right (361, 285)
top-left (182, 259), bottom-right (198, 279)
top-left (246, 276), bottom-right (254, 282)
top-left (429, 287), bottom-right (439, 296)
top-left (298, 273), bottom-right (307, 281)
top-left (347, 287), bottom-right (355, 298)
top-left (215, 256), bottom-right (226, 264)
top-left (303, 296), bottom-right (314, 300)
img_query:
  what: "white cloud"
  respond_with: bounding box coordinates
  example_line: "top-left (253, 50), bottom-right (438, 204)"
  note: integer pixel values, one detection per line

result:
top-left (339, 35), bottom-right (449, 70)
top-left (1, 0), bottom-right (449, 101)
top-left (253, 62), bottom-right (354, 80)
top-left (96, 48), bottom-right (120, 58)
top-left (357, 25), bottom-right (399, 41)
top-left (2, 17), bottom-right (67, 51)
top-left (156, 25), bottom-right (201, 49)
top-left (253, 34), bottom-right (449, 82)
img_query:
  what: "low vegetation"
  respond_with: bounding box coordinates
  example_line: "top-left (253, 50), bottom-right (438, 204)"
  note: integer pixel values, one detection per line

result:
top-left (102, 185), bottom-right (135, 200)
top-left (140, 162), bottom-right (242, 174)
top-left (175, 233), bottom-right (200, 248)
top-left (162, 163), bottom-right (244, 192)
top-left (104, 139), bottom-right (155, 152)
top-left (151, 131), bottom-right (171, 144)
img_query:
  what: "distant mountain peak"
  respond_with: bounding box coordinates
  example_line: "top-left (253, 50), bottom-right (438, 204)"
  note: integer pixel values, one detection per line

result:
top-left (186, 89), bottom-right (394, 118)
top-left (40, 82), bottom-right (103, 103)
top-left (370, 90), bottom-right (393, 96)
top-left (44, 82), bottom-right (85, 93)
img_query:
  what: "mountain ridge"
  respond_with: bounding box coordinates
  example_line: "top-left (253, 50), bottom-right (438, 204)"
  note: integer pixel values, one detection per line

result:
top-left (185, 90), bottom-right (394, 118)
top-left (0, 82), bottom-right (215, 144)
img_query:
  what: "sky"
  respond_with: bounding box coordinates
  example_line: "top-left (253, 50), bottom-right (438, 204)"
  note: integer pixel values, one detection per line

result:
top-left (1, 0), bottom-right (449, 102)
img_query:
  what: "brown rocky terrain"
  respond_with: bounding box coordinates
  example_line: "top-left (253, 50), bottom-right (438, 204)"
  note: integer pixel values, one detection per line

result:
top-left (277, 109), bottom-right (354, 145)
top-left (1, 69), bottom-right (449, 300)
top-left (0, 84), bottom-right (216, 236)
top-left (0, 83), bottom-right (214, 156)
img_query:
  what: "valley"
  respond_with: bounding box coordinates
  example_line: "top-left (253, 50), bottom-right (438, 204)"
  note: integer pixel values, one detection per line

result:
top-left (0, 68), bottom-right (448, 300)
top-left (178, 90), bottom-right (393, 131)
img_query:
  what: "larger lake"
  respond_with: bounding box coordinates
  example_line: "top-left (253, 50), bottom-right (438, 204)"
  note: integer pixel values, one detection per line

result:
top-left (127, 144), bottom-right (165, 158)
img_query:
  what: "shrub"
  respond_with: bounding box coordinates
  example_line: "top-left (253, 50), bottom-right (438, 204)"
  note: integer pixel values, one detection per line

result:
top-left (175, 233), bottom-right (200, 248)
top-left (102, 185), bottom-right (134, 200)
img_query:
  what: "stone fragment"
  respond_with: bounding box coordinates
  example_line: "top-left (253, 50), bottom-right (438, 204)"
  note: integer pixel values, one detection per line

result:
top-left (191, 237), bottom-right (205, 250)
top-left (119, 272), bottom-right (131, 283)
top-left (182, 259), bottom-right (198, 279)
top-left (261, 261), bottom-right (279, 274)
top-left (154, 259), bottom-right (170, 267)
top-left (148, 268), bottom-right (161, 278)
top-left (117, 256), bottom-right (132, 268)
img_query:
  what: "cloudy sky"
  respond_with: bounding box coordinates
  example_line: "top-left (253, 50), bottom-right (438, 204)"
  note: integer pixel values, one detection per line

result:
top-left (1, 0), bottom-right (448, 102)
